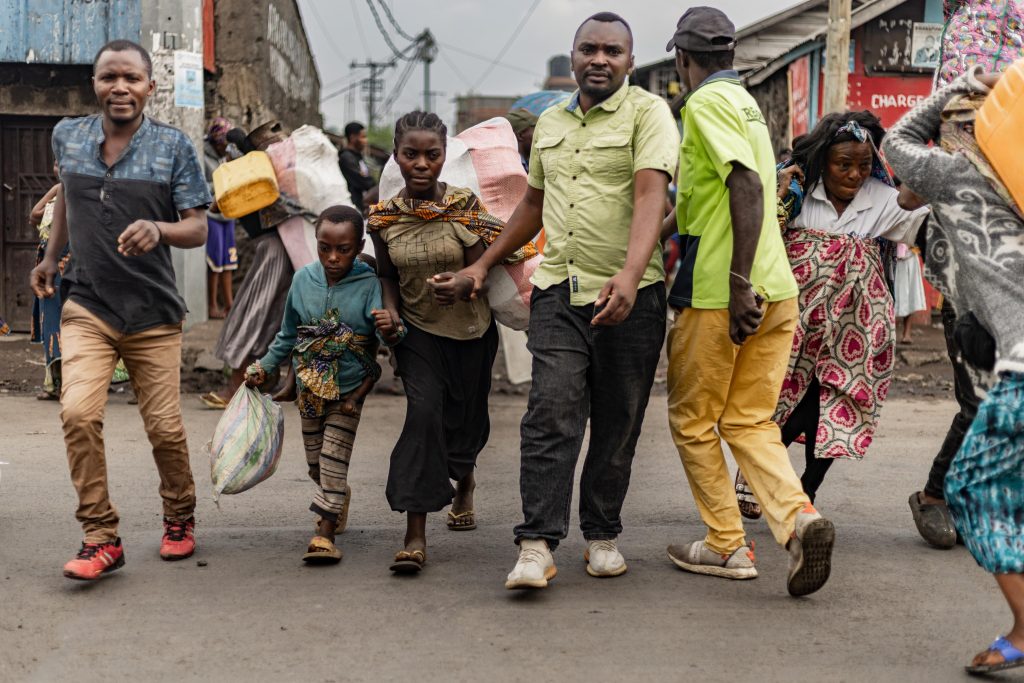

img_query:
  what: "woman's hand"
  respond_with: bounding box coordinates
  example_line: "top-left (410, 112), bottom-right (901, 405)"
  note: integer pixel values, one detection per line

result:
top-left (427, 272), bottom-right (475, 305)
top-left (777, 165), bottom-right (804, 199)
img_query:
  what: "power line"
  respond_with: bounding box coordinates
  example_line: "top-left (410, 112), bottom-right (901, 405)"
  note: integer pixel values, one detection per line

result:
top-left (436, 40), bottom-right (540, 78)
top-left (321, 78), bottom-right (365, 103)
top-left (364, 0), bottom-right (414, 60)
top-left (437, 47), bottom-right (474, 90)
top-left (471, 0), bottom-right (542, 90)
top-left (375, 0), bottom-right (416, 42)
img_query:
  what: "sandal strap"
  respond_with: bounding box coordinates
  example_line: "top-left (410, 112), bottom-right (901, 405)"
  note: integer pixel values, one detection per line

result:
top-left (448, 510), bottom-right (474, 520)
top-left (308, 536), bottom-right (336, 552)
top-left (993, 637), bottom-right (1024, 662)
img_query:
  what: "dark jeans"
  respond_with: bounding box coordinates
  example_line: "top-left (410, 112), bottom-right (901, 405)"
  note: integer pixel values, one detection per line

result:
top-left (779, 377), bottom-right (833, 503)
top-left (924, 299), bottom-right (980, 500)
top-left (514, 282), bottom-right (666, 550)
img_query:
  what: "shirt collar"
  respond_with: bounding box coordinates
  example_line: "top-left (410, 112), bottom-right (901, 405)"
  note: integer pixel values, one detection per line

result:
top-left (683, 69), bottom-right (741, 104)
top-left (565, 80), bottom-right (630, 117)
top-left (93, 115), bottom-right (152, 167)
top-left (809, 177), bottom-right (878, 218)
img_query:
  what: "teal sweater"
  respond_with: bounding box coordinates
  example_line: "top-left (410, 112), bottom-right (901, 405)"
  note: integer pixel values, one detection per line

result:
top-left (258, 260), bottom-right (383, 396)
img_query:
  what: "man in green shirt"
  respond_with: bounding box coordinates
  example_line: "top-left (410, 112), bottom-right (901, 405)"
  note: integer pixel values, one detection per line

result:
top-left (460, 11), bottom-right (678, 589)
top-left (662, 7), bottom-right (835, 597)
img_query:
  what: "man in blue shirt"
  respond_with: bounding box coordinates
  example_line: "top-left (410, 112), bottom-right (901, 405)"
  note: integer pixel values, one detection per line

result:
top-left (30, 40), bottom-right (210, 581)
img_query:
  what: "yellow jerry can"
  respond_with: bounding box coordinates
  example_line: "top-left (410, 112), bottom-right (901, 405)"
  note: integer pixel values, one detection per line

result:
top-left (976, 58), bottom-right (1024, 211)
top-left (212, 151), bottom-right (280, 219)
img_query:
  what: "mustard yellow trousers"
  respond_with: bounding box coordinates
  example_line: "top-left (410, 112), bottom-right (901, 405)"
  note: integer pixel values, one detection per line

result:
top-left (667, 298), bottom-right (809, 554)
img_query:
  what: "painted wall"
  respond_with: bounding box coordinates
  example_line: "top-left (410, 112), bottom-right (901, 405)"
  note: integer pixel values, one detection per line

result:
top-left (0, 0), bottom-right (141, 64)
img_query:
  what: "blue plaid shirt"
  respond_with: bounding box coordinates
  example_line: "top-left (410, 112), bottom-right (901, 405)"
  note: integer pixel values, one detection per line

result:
top-left (53, 114), bottom-right (211, 333)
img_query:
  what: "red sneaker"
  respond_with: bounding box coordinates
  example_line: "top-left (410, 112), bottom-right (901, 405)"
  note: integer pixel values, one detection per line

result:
top-left (160, 517), bottom-right (196, 560)
top-left (63, 538), bottom-right (125, 580)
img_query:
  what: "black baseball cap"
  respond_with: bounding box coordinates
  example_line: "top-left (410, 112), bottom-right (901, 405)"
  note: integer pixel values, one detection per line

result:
top-left (665, 6), bottom-right (737, 52)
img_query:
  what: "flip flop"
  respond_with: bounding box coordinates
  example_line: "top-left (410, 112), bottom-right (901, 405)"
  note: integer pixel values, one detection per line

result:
top-left (966, 637), bottom-right (1024, 675)
top-left (302, 535), bottom-right (342, 564)
top-left (198, 392), bottom-right (228, 410)
top-left (447, 509), bottom-right (476, 531)
top-left (389, 549), bottom-right (426, 574)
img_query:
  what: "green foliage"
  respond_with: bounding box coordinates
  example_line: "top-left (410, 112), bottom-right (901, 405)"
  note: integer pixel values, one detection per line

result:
top-left (367, 125), bottom-right (394, 152)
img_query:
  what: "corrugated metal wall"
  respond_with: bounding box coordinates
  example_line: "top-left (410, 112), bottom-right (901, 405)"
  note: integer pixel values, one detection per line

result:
top-left (0, 0), bottom-right (141, 65)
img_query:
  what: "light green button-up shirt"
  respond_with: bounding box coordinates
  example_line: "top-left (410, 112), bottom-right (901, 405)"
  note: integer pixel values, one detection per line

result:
top-left (527, 82), bottom-right (679, 305)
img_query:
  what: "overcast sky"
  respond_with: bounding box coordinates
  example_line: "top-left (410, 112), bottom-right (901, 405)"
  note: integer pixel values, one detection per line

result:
top-left (296, 0), bottom-right (805, 132)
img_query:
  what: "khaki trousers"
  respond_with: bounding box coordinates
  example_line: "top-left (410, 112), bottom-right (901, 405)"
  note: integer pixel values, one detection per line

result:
top-left (60, 300), bottom-right (195, 543)
top-left (667, 298), bottom-right (809, 554)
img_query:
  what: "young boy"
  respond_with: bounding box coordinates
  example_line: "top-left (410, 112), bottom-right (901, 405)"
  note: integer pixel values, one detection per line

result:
top-left (246, 205), bottom-right (402, 563)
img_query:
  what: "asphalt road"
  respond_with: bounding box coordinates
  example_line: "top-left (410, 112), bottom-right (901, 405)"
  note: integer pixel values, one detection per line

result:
top-left (0, 392), bottom-right (1007, 682)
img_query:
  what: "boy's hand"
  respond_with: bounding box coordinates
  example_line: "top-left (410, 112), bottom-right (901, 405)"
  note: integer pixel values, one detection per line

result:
top-left (244, 363), bottom-right (266, 388)
top-left (427, 272), bottom-right (474, 305)
top-left (372, 308), bottom-right (404, 344)
top-left (340, 398), bottom-right (358, 415)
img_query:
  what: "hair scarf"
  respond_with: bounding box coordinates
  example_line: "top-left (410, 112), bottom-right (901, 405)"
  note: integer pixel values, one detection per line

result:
top-left (367, 185), bottom-right (537, 264)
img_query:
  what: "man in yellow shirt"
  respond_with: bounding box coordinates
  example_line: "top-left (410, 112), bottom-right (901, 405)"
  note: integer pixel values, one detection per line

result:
top-left (460, 11), bottom-right (678, 589)
top-left (663, 7), bottom-right (835, 597)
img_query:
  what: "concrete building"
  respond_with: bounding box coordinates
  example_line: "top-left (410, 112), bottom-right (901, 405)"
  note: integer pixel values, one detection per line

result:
top-left (206, 0), bottom-right (322, 133)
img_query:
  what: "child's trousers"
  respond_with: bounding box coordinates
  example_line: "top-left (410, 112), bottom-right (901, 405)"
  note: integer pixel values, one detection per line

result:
top-left (301, 400), bottom-right (361, 522)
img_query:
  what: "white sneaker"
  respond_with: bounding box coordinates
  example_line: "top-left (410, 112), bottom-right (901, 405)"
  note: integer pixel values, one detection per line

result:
top-left (505, 539), bottom-right (557, 589)
top-left (584, 539), bottom-right (627, 577)
top-left (667, 540), bottom-right (758, 580)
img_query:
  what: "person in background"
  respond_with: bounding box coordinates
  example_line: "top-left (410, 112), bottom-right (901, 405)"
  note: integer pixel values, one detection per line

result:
top-left (461, 12), bottom-right (677, 589)
top-left (203, 117), bottom-right (238, 319)
top-left (29, 175), bottom-right (64, 400)
top-left (503, 108), bottom-right (538, 172)
top-left (29, 39), bottom-right (210, 580)
top-left (894, 242), bottom-right (927, 344)
top-left (339, 121), bottom-right (376, 211)
top-left (660, 7), bottom-right (834, 596)
top-left (246, 205), bottom-right (400, 564)
top-left (885, 65), bottom-right (1024, 677)
top-left (907, 0), bottom-right (1024, 550)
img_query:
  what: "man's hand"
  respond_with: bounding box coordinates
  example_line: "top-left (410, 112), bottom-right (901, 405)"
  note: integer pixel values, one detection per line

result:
top-left (592, 272), bottom-right (640, 326)
top-left (728, 281), bottom-right (763, 345)
top-left (30, 258), bottom-right (58, 299)
top-left (373, 308), bottom-right (403, 344)
top-left (455, 262), bottom-right (490, 301)
top-left (118, 220), bottom-right (162, 257)
top-left (427, 272), bottom-right (475, 305)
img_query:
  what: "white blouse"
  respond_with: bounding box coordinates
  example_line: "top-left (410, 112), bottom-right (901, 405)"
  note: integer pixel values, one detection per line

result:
top-left (791, 176), bottom-right (929, 245)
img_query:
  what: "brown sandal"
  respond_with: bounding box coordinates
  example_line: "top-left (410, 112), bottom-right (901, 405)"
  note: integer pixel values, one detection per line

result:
top-left (447, 509), bottom-right (476, 531)
top-left (735, 471), bottom-right (762, 520)
top-left (302, 535), bottom-right (342, 564)
top-left (389, 549), bottom-right (426, 574)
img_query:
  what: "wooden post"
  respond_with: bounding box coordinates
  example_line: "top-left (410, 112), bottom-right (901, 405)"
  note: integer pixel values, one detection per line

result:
top-left (823, 0), bottom-right (853, 114)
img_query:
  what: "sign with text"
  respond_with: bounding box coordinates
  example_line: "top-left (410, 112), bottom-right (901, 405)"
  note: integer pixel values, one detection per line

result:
top-left (173, 50), bottom-right (203, 109)
top-left (789, 55), bottom-right (811, 141)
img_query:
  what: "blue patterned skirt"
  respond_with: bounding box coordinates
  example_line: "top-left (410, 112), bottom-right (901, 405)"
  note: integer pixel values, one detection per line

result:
top-left (946, 372), bottom-right (1024, 574)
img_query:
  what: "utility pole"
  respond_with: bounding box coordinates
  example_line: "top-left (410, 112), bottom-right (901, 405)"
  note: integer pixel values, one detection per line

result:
top-left (417, 30), bottom-right (438, 112)
top-left (823, 0), bottom-right (853, 114)
top-left (350, 59), bottom-right (392, 129)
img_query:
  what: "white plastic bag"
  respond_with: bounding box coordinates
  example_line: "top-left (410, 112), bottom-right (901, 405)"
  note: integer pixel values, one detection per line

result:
top-left (209, 385), bottom-right (284, 502)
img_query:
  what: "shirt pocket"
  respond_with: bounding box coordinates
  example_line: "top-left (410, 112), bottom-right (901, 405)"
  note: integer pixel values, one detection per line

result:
top-left (534, 133), bottom-right (566, 182)
top-left (588, 133), bottom-right (633, 180)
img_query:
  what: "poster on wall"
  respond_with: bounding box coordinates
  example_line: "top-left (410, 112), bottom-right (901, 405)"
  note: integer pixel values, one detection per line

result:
top-left (173, 51), bottom-right (204, 109)
top-left (788, 56), bottom-right (811, 141)
top-left (911, 23), bottom-right (942, 69)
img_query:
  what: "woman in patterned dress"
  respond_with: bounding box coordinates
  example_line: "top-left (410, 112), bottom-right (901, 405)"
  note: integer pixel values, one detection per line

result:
top-left (736, 111), bottom-right (929, 516)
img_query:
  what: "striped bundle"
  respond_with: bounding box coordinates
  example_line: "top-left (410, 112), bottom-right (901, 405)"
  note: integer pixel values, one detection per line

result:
top-left (209, 385), bottom-right (284, 503)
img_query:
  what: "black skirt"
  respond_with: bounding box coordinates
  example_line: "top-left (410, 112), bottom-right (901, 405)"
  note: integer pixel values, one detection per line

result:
top-left (386, 321), bottom-right (498, 513)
